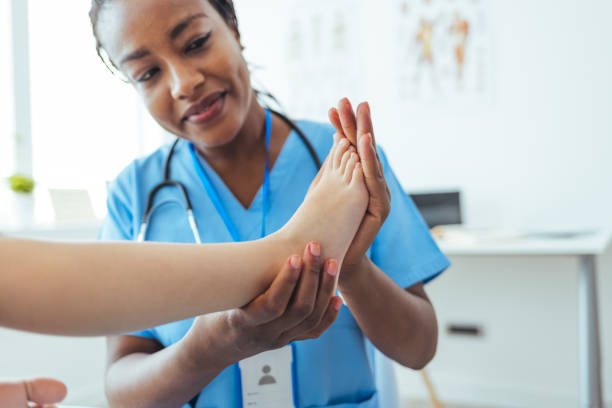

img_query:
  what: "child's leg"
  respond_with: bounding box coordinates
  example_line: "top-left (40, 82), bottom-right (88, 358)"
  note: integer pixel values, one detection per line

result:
top-left (0, 137), bottom-right (367, 336)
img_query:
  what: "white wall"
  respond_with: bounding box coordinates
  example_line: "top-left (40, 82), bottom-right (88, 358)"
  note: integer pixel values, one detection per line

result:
top-left (0, 0), bottom-right (15, 178)
top-left (236, 0), bottom-right (612, 231)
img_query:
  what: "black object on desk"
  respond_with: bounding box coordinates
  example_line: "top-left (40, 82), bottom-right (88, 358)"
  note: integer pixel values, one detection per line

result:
top-left (409, 191), bottom-right (462, 228)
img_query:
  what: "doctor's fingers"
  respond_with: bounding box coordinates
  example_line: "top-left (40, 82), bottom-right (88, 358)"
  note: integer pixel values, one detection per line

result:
top-left (355, 103), bottom-right (383, 176)
top-left (328, 108), bottom-right (346, 140)
top-left (356, 102), bottom-right (376, 145)
top-left (243, 254), bottom-right (303, 325)
top-left (278, 259), bottom-right (339, 340)
top-left (286, 296), bottom-right (342, 342)
top-left (273, 242), bottom-right (324, 327)
top-left (359, 133), bottom-right (385, 185)
top-left (248, 294), bottom-right (339, 351)
top-left (257, 246), bottom-right (329, 340)
top-left (359, 133), bottom-right (391, 221)
top-left (337, 98), bottom-right (359, 146)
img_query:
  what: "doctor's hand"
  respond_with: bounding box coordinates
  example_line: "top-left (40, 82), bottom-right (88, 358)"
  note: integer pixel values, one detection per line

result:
top-left (328, 98), bottom-right (391, 286)
top-left (186, 242), bottom-right (341, 367)
top-left (0, 378), bottom-right (67, 408)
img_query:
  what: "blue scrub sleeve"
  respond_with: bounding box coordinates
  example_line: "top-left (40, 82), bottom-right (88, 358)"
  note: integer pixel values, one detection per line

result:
top-left (98, 164), bottom-right (136, 242)
top-left (126, 328), bottom-right (157, 339)
top-left (370, 148), bottom-right (450, 289)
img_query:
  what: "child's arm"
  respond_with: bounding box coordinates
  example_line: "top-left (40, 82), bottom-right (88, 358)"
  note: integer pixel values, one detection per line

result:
top-left (0, 236), bottom-right (292, 336)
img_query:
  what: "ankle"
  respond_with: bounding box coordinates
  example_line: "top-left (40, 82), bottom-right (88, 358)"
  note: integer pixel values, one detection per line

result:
top-left (267, 227), bottom-right (301, 255)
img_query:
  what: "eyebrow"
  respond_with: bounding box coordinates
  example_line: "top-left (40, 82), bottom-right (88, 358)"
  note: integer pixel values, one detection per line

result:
top-left (119, 13), bottom-right (207, 67)
top-left (119, 48), bottom-right (150, 67)
top-left (169, 12), bottom-right (207, 40)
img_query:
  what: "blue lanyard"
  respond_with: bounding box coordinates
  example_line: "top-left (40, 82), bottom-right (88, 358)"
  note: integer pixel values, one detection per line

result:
top-left (188, 110), bottom-right (298, 407)
top-left (188, 109), bottom-right (272, 242)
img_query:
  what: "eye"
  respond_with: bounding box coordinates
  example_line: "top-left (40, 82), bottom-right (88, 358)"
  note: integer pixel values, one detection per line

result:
top-left (137, 67), bottom-right (160, 82)
top-left (185, 31), bottom-right (212, 53)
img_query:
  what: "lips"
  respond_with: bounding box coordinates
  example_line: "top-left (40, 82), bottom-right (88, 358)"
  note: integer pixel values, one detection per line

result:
top-left (182, 90), bottom-right (228, 122)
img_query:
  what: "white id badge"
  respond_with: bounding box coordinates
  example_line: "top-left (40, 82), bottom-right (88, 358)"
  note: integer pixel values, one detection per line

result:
top-left (238, 345), bottom-right (295, 408)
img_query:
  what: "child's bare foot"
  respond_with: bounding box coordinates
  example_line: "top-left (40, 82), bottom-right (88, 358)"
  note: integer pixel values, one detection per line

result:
top-left (277, 137), bottom-right (369, 270)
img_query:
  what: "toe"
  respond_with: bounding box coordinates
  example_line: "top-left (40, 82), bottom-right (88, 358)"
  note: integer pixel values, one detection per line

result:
top-left (351, 162), bottom-right (365, 186)
top-left (333, 138), bottom-right (350, 169)
top-left (339, 150), bottom-right (353, 175)
top-left (343, 152), bottom-right (359, 182)
top-left (324, 138), bottom-right (339, 174)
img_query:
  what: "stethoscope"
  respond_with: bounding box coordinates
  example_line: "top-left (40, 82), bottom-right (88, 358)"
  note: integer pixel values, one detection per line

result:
top-left (136, 108), bottom-right (322, 243)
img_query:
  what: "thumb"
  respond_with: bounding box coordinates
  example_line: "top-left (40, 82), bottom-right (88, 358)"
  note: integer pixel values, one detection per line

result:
top-left (24, 378), bottom-right (67, 405)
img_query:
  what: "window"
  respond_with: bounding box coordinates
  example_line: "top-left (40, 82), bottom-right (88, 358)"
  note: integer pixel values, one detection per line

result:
top-left (0, 0), bottom-right (15, 178)
top-left (28, 0), bottom-right (167, 189)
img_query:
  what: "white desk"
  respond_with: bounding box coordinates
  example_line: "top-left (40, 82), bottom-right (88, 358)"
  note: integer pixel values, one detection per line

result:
top-left (437, 229), bottom-right (610, 408)
top-left (0, 222), bottom-right (101, 241)
top-left (0, 185), bottom-right (102, 241)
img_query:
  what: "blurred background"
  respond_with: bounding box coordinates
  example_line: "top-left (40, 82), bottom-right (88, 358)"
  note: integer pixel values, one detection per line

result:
top-left (1, 0), bottom-right (611, 407)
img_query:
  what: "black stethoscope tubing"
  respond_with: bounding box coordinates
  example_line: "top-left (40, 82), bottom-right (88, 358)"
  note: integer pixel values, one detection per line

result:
top-left (138, 109), bottom-right (322, 242)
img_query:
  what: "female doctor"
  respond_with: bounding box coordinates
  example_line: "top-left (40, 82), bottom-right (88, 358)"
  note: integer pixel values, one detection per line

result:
top-left (92, 0), bottom-right (449, 407)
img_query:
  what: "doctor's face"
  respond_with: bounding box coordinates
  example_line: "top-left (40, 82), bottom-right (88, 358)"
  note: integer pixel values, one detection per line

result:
top-left (97, 0), bottom-right (253, 148)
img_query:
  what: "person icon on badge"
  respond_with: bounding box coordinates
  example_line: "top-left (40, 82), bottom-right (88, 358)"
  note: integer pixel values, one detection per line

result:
top-left (258, 365), bottom-right (277, 386)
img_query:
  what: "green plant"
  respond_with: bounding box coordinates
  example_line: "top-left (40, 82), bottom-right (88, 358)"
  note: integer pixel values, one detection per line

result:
top-left (8, 174), bottom-right (35, 194)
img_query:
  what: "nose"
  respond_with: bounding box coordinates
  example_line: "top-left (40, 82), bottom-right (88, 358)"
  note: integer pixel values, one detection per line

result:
top-left (169, 62), bottom-right (205, 101)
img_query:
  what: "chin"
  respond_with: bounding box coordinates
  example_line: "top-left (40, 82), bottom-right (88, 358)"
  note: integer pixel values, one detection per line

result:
top-left (187, 129), bottom-right (237, 149)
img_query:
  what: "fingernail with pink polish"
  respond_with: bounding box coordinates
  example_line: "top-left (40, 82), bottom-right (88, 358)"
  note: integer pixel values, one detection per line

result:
top-left (290, 255), bottom-right (302, 269)
top-left (309, 242), bottom-right (321, 257)
top-left (326, 260), bottom-right (338, 276)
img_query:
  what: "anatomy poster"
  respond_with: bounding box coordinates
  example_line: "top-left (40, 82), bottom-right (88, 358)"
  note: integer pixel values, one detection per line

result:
top-left (285, 0), bottom-right (367, 120)
top-left (392, 0), bottom-right (491, 102)
top-left (282, 0), bottom-right (492, 118)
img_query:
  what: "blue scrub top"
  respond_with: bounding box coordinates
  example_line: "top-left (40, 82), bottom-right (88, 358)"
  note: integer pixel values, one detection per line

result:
top-left (99, 120), bottom-right (450, 408)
